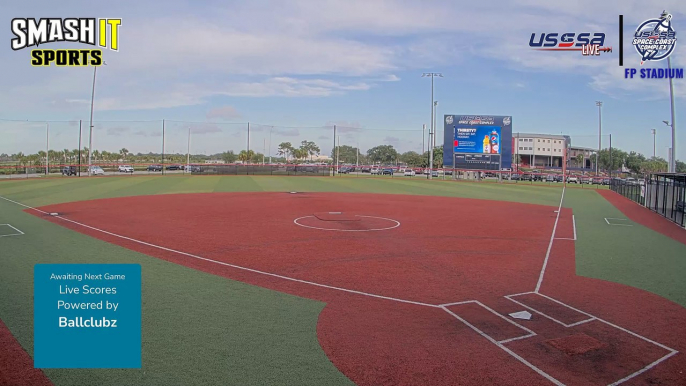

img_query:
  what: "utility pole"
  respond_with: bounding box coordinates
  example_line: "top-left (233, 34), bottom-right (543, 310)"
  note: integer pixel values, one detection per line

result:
top-left (422, 73), bottom-right (443, 179)
top-left (433, 101), bottom-right (438, 150)
top-left (186, 127), bottom-right (191, 171)
top-left (247, 122), bottom-right (250, 164)
top-left (596, 101), bottom-right (602, 174)
top-left (162, 119), bottom-right (165, 175)
top-left (45, 123), bottom-right (49, 175)
top-left (269, 126), bottom-right (273, 164)
top-left (333, 125), bottom-right (336, 175)
top-left (78, 120), bottom-right (82, 176)
top-left (667, 55), bottom-right (677, 173)
top-left (422, 124), bottom-right (426, 154)
top-left (88, 63), bottom-right (105, 176)
top-left (652, 129), bottom-right (656, 158)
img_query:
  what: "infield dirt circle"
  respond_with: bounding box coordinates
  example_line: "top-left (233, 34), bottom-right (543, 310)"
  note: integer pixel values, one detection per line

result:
top-left (35, 192), bottom-right (686, 385)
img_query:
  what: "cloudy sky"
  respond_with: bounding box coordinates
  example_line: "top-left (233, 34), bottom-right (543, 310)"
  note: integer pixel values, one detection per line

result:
top-left (1, 0), bottom-right (684, 160)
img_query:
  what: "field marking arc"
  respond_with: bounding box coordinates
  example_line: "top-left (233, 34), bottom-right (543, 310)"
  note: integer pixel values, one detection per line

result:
top-left (293, 215), bottom-right (400, 232)
top-left (0, 194), bottom-right (678, 386)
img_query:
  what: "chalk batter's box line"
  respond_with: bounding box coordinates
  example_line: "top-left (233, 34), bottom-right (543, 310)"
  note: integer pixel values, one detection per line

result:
top-left (0, 223), bottom-right (24, 237)
top-left (605, 217), bottom-right (634, 226)
top-left (439, 300), bottom-right (537, 344)
top-left (504, 292), bottom-right (595, 328)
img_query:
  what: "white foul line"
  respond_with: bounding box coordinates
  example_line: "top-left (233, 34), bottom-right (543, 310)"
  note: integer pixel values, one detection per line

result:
top-left (572, 215), bottom-right (577, 240)
top-left (534, 185), bottom-right (566, 293)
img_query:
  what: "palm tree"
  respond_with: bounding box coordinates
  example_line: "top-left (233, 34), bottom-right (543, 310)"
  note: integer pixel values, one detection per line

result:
top-left (238, 150), bottom-right (255, 162)
top-left (277, 142), bottom-right (293, 162)
top-left (119, 148), bottom-right (129, 162)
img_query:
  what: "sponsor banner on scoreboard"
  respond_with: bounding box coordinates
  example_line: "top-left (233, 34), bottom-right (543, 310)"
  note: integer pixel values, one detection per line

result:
top-left (454, 126), bottom-right (502, 154)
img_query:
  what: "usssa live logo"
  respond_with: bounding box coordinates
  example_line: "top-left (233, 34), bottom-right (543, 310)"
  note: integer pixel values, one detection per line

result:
top-left (529, 32), bottom-right (611, 55)
top-left (10, 18), bottom-right (121, 66)
top-left (625, 11), bottom-right (683, 79)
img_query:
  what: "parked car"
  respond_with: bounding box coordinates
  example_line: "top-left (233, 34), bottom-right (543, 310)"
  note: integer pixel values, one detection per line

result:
top-left (546, 174), bottom-right (555, 182)
top-left (89, 166), bottom-right (105, 176)
top-left (580, 177), bottom-right (591, 184)
top-left (533, 174), bottom-right (544, 181)
top-left (361, 167), bottom-right (371, 173)
top-left (338, 167), bottom-right (351, 174)
top-left (185, 165), bottom-right (201, 173)
top-left (166, 164), bottom-right (182, 170)
top-left (554, 174), bottom-right (564, 183)
top-left (567, 176), bottom-right (579, 183)
top-left (118, 165), bottom-right (134, 173)
top-left (510, 173), bottom-right (521, 181)
top-left (444, 169), bottom-right (453, 176)
top-left (370, 167), bottom-right (381, 175)
top-left (431, 170), bottom-right (439, 177)
top-left (521, 173), bottom-right (533, 181)
top-left (61, 166), bottom-right (77, 176)
top-left (147, 164), bottom-right (163, 172)
top-left (602, 178), bottom-right (611, 185)
top-left (626, 177), bottom-right (637, 185)
top-left (404, 170), bottom-right (416, 176)
top-left (382, 168), bottom-right (394, 175)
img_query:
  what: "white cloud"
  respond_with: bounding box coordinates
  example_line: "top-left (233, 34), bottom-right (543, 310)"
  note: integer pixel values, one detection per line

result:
top-left (206, 106), bottom-right (242, 120)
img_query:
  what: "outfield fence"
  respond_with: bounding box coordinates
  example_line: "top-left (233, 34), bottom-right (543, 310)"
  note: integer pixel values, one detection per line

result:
top-left (611, 173), bottom-right (686, 228)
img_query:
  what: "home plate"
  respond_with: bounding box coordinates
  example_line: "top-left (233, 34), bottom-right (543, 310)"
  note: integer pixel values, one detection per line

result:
top-left (509, 311), bottom-right (532, 320)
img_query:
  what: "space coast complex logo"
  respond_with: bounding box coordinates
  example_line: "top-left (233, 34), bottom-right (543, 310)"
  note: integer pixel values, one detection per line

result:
top-left (624, 11), bottom-right (683, 79)
top-left (11, 18), bottom-right (121, 66)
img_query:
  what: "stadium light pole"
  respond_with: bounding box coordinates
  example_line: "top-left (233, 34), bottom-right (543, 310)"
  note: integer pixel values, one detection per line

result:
top-left (651, 129), bottom-right (657, 158)
top-left (423, 72), bottom-right (442, 179)
top-left (595, 101), bottom-right (602, 174)
top-left (667, 55), bottom-right (677, 173)
top-left (186, 127), bottom-right (191, 171)
top-left (44, 122), bottom-right (49, 175)
top-left (269, 126), bottom-right (273, 164)
top-left (422, 124), bottom-right (426, 154)
top-left (88, 62), bottom-right (106, 176)
top-left (433, 101), bottom-right (438, 150)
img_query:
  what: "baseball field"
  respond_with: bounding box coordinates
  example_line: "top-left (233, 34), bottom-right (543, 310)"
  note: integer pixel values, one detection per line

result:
top-left (1, 175), bottom-right (685, 385)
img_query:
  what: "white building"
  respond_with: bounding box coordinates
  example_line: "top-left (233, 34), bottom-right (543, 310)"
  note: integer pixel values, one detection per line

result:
top-left (513, 133), bottom-right (568, 168)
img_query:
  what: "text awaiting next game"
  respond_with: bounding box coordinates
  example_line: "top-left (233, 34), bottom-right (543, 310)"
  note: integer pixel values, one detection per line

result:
top-left (10, 18), bottom-right (121, 66)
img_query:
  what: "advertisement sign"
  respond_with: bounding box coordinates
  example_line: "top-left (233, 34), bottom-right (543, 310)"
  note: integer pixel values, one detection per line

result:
top-left (444, 115), bottom-right (512, 169)
top-left (454, 126), bottom-right (502, 154)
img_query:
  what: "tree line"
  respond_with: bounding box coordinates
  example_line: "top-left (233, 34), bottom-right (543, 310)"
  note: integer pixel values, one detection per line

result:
top-left (2, 142), bottom-right (685, 174)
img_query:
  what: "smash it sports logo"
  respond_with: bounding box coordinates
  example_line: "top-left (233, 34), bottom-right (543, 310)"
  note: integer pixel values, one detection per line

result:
top-left (10, 18), bottom-right (121, 66)
top-left (529, 32), bottom-right (612, 56)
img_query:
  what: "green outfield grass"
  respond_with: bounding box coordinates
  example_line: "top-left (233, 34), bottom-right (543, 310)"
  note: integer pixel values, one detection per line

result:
top-left (1, 175), bottom-right (684, 386)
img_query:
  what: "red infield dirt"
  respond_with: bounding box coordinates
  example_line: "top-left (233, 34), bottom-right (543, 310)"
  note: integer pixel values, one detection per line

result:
top-left (28, 192), bottom-right (686, 385)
